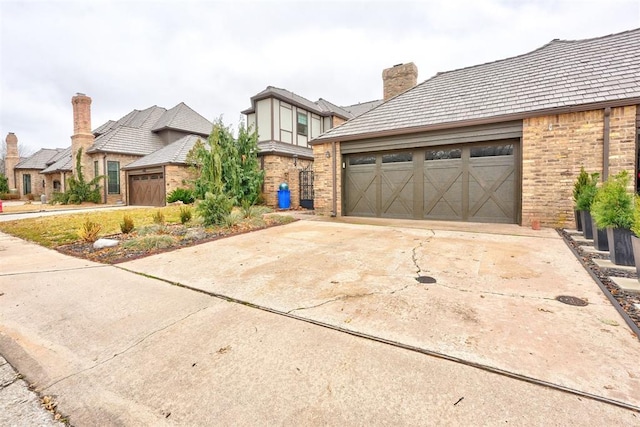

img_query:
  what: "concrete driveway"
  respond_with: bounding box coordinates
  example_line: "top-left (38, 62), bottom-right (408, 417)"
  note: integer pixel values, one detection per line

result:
top-left (1, 218), bottom-right (640, 425)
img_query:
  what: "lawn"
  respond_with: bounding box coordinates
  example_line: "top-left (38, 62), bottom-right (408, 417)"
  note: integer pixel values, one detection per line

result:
top-left (0, 204), bottom-right (295, 263)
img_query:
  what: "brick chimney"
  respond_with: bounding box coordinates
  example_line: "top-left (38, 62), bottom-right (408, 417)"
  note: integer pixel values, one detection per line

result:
top-left (382, 63), bottom-right (418, 101)
top-left (5, 132), bottom-right (19, 190)
top-left (70, 93), bottom-right (95, 178)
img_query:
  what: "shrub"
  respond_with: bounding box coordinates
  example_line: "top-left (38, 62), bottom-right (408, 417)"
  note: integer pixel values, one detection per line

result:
top-left (197, 192), bottom-right (233, 226)
top-left (59, 148), bottom-right (103, 204)
top-left (0, 174), bottom-right (8, 194)
top-left (26, 193), bottom-right (35, 201)
top-left (167, 188), bottom-right (195, 204)
top-left (179, 206), bottom-right (192, 224)
top-left (152, 210), bottom-right (165, 225)
top-left (122, 235), bottom-right (176, 251)
top-left (573, 167), bottom-right (590, 205)
top-left (632, 198), bottom-right (640, 237)
top-left (120, 215), bottom-right (135, 234)
top-left (575, 171), bottom-right (600, 211)
top-left (77, 219), bottom-right (101, 243)
top-left (591, 170), bottom-right (634, 229)
top-left (0, 193), bottom-right (20, 200)
top-left (223, 211), bottom-right (241, 228)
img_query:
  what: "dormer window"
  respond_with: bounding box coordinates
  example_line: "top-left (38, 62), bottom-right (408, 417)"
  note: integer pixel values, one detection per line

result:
top-left (297, 112), bottom-right (308, 136)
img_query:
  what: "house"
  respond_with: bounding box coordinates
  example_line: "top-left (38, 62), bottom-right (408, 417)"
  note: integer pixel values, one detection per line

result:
top-left (310, 29), bottom-right (640, 227)
top-left (4, 94), bottom-right (213, 206)
top-left (242, 86), bottom-right (382, 208)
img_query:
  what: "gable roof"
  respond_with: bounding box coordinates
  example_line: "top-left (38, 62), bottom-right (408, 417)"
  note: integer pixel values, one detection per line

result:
top-left (315, 28), bottom-right (640, 143)
top-left (41, 147), bottom-right (72, 174)
top-left (242, 86), bottom-right (381, 121)
top-left (123, 134), bottom-right (204, 170)
top-left (15, 148), bottom-right (65, 170)
top-left (151, 102), bottom-right (213, 135)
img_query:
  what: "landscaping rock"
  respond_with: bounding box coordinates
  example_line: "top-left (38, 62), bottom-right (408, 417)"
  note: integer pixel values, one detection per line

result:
top-left (93, 238), bottom-right (119, 249)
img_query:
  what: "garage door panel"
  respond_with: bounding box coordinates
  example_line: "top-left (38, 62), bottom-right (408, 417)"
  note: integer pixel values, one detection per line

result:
top-left (345, 165), bottom-right (377, 217)
top-left (381, 164), bottom-right (413, 218)
top-left (468, 155), bottom-right (515, 223)
top-left (424, 160), bottom-right (463, 220)
top-left (129, 173), bottom-right (165, 207)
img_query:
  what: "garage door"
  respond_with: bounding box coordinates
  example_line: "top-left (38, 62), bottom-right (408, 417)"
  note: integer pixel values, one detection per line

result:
top-left (344, 142), bottom-right (518, 223)
top-left (129, 173), bottom-right (165, 206)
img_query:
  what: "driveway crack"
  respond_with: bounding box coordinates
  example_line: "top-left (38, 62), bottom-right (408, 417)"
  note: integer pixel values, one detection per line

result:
top-left (41, 305), bottom-right (209, 392)
top-left (287, 292), bottom-right (379, 314)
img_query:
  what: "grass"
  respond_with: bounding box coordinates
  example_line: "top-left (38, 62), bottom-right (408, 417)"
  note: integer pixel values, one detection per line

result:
top-left (0, 206), bottom-right (188, 248)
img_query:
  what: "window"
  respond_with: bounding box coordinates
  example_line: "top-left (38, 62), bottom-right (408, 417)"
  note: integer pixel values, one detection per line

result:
top-left (297, 112), bottom-right (308, 136)
top-left (348, 155), bottom-right (376, 165)
top-left (382, 152), bottom-right (413, 163)
top-left (94, 161), bottom-right (99, 178)
top-left (426, 149), bottom-right (461, 160)
top-left (23, 174), bottom-right (31, 194)
top-left (470, 144), bottom-right (514, 158)
top-left (107, 161), bottom-right (120, 194)
top-left (53, 180), bottom-right (61, 192)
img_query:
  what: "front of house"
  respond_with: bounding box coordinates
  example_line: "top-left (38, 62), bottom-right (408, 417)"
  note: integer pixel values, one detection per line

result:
top-left (311, 29), bottom-right (640, 228)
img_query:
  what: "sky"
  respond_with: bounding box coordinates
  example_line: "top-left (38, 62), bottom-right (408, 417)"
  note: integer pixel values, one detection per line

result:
top-left (1, 0), bottom-right (639, 154)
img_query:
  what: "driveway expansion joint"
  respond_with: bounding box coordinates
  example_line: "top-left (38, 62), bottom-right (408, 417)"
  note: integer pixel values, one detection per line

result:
top-left (0, 265), bottom-right (109, 277)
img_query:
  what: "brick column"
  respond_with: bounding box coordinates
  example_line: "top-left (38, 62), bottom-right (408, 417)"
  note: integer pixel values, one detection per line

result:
top-left (4, 132), bottom-right (19, 190)
top-left (70, 93), bottom-right (95, 180)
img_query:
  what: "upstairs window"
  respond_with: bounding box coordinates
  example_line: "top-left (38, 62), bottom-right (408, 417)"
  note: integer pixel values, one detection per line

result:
top-left (297, 112), bottom-right (308, 136)
top-left (107, 161), bottom-right (120, 194)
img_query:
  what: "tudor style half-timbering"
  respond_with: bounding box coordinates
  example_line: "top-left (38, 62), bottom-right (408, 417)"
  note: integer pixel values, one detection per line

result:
top-left (242, 86), bottom-right (382, 207)
top-left (311, 29), bottom-right (640, 228)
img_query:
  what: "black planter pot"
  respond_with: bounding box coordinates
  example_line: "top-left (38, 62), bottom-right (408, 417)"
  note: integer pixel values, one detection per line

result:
top-left (591, 217), bottom-right (609, 251)
top-left (580, 210), bottom-right (593, 239)
top-left (574, 209), bottom-right (583, 231)
top-left (632, 236), bottom-right (640, 281)
top-left (606, 227), bottom-right (635, 266)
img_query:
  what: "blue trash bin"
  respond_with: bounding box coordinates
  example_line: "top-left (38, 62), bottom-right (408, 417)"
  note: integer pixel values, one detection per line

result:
top-left (278, 189), bottom-right (291, 209)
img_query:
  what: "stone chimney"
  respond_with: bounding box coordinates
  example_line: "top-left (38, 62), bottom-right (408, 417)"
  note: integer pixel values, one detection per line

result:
top-left (71, 93), bottom-right (95, 178)
top-left (382, 63), bottom-right (418, 101)
top-left (5, 132), bottom-right (19, 190)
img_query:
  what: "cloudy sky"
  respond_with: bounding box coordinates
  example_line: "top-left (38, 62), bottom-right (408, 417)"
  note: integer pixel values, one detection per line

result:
top-left (1, 0), bottom-right (639, 153)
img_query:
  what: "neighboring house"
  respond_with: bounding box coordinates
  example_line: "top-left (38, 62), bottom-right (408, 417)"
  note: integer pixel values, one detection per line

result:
top-left (242, 86), bottom-right (382, 208)
top-left (311, 29), bottom-right (640, 227)
top-left (4, 94), bottom-right (213, 206)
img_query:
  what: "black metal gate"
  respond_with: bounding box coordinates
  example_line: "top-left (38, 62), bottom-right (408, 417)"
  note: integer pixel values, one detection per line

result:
top-left (299, 166), bottom-right (314, 210)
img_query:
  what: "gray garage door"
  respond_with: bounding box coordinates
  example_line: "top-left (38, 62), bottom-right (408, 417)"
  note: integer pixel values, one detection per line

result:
top-left (344, 142), bottom-right (518, 223)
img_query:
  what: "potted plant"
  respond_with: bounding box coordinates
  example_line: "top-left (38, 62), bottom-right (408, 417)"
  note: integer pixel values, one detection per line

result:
top-left (591, 170), bottom-right (635, 266)
top-left (630, 197), bottom-right (640, 280)
top-left (572, 167), bottom-right (590, 231)
top-left (575, 171), bottom-right (599, 240)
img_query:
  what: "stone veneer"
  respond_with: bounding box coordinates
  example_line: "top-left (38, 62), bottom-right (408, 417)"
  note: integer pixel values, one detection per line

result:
top-left (164, 165), bottom-right (196, 198)
top-left (261, 154), bottom-right (313, 209)
top-left (382, 63), bottom-right (418, 101)
top-left (522, 105), bottom-right (637, 228)
top-left (312, 141), bottom-right (341, 216)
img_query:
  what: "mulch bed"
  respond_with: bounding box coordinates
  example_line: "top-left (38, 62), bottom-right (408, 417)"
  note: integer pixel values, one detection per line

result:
top-left (558, 229), bottom-right (640, 332)
top-left (56, 220), bottom-right (289, 264)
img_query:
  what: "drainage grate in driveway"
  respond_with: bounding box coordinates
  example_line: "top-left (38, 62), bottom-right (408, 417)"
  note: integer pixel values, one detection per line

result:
top-left (556, 295), bottom-right (589, 306)
top-left (416, 276), bottom-right (437, 284)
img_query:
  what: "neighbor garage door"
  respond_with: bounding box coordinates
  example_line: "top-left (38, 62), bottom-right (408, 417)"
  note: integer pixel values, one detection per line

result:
top-left (344, 141), bottom-right (519, 223)
top-left (129, 173), bottom-right (165, 206)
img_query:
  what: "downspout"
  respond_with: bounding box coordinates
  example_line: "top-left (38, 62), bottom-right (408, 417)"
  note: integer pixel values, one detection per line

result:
top-left (103, 155), bottom-right (107, 204)
top-left (603, 107), bottom-right (611, 180)
top-left (331, 141), bottom-right (337, 217)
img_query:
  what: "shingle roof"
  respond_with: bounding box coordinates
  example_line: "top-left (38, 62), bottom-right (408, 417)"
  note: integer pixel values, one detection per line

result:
top-left (41, 147), bottom-right (72, 174)
top-left (151, 102), bottom-right (213, 136)
top-left (93, 120), bottom-right (117, 136)
top-left (123, 134), bottom-right (205, 170)
top-left (15, 148), bottom-right (65, 170)
top-left (342, 99), bottom-right (384, 118)
top-left (315, 98), bottom-right (354, 119)
top-left (315, 28), bottom-right (640, 142)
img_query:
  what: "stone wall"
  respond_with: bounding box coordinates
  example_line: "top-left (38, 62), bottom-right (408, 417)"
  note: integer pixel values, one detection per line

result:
top-left (312, 142), bottom-right (341, 216)
top-left (92, 153), bottom-right (141, 204)
top-left (164, 165), bottom-right (196, 198)
top-left (14, 169), bottom-right (45, 199)
top-left (382, 63), bottom-right (418, 101)
top-left (522, 105), bottom-right (637, 228)
top-left (71, 94), bottom-right (95, 181)
top-left (4, 133), bottom-right (19, 190)
top-left (261, 154), bottom-right (313, 209)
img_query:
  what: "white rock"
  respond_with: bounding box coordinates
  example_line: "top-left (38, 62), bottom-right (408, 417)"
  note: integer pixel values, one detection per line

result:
top-left (93, 238), bottom-right (119, 249)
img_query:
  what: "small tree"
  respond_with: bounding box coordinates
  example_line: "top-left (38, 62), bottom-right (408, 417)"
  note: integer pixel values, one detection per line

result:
top-left (591, 170), bottom-right (634, 229)
top-left (0, 173), bottom-right (8, 194)
top-left (573, 167), bottom-right (590, 205)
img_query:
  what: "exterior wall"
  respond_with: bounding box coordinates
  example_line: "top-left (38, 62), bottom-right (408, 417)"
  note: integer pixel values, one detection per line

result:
top-left (14, 169), bottom-right (45, 199)
top-left (312, 142), bottom-right (342, 216)
top-left (261, 154), bottom-right (312, 209)
top-left (332, 116), bottom-right (346, 127)
top-left (95, 153), bottom-right (141, 204)
top-left (164, 164), bottom-right (196, 199)
top-left (256, 99), bottom-right (271, 142)
top-left (43, 172), bottom-right (66, 200)
top-left (522, 105), bottom-right (637, 228)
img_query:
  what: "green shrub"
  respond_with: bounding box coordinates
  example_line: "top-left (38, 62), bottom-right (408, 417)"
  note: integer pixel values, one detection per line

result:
top-left (223, 211), bottom-right (241, 228)
top-left (573, 167), bottom-right (590, 205)
top-left (591, 170), bottom-right (634, 229)
top-left (167, 188), bottom-right (195, 204)
top-left (0, 174), bottom-right (8, 194)
top-left (152, 210), bottom-right (165, 225)
top-left (632, 198), bottom-right (640, 237)
top-left (197, 192), bottom-right (233, 226)
top-left (120, 215), bottom-right (135, 234)
top-left (179, 206), bottom-right (192, 224)
top-left (575, 171), bottom-right (600, 211)
top-left (77, 219), bottom-right (101, 242)
top-left (58, 148), bottom-right (103, 204)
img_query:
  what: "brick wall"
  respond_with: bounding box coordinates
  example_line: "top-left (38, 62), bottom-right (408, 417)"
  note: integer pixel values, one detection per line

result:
top-left (522, 105), bottom-right (637, 228)
top-left (312, 142), bottom-right (341, 216)
top-left (95, 153), bottom-right (141, 204)
top-left (165, 165), bottom-right (196, 197)
top-left (382, 63), bottom-right (418, 101)
top-left (71, 94), bottom-right (95, 181)
top-left (4, 133), bottom-right (19, 190)
top-left (261, 154), bottom-right (313, 209)
top-left (14, 169), bottom-right (45, 199)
